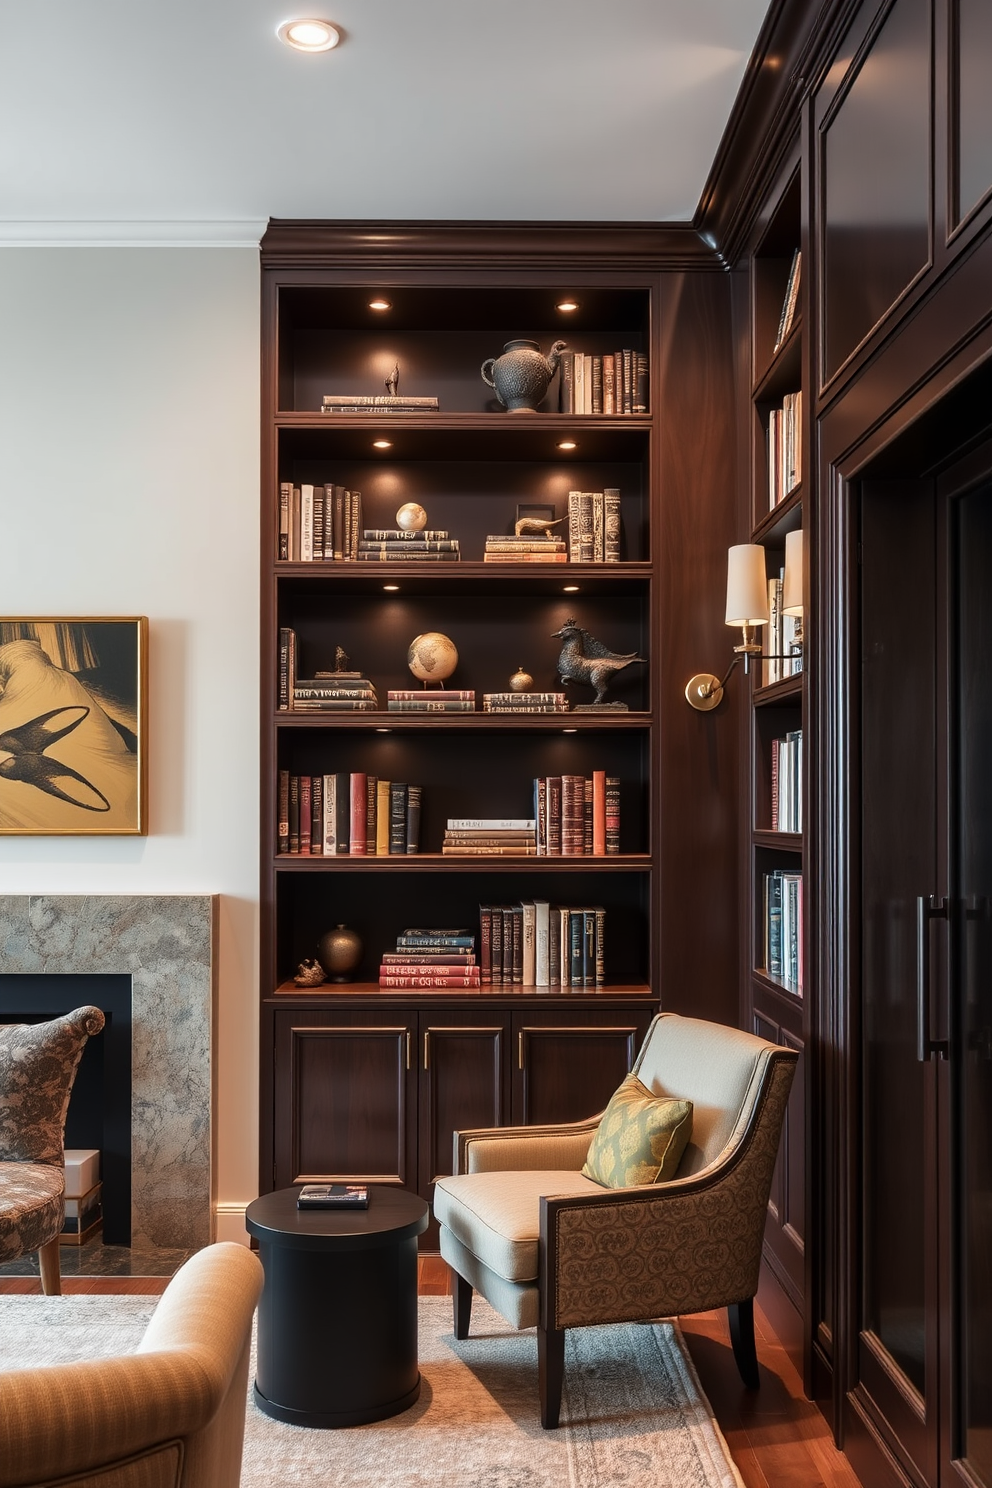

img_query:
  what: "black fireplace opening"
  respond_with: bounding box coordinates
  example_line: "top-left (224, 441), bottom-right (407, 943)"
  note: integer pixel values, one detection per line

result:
top-left (0, 974), bottom-right (131, 1245)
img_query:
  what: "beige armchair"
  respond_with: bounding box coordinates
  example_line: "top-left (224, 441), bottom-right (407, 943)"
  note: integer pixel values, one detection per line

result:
top-left (434, 1011), bottom-right (798, 1427)
top-left (0, 1240), bottom-right (263, 1488)
top-left (0, 1005), bottom-right (106, 1294)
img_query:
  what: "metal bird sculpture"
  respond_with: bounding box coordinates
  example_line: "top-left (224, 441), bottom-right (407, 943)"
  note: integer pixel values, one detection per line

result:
top-left (0, 705), bottom-right (111, 811)
top-left (551, 619), bottom-right (645, 706)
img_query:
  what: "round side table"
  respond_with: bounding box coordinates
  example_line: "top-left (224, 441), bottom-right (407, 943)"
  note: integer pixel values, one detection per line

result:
top-left (245, 1185), bottom-right (429, 1427)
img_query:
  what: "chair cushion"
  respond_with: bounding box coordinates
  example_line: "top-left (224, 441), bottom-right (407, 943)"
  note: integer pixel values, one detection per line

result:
top-left (434, 1169), bottom-right (604, 1283)
top-left (0, 1160), bottom-right (64, 1263)
top-left (0, 1006), bottom-right (105, 1164)
top-left (581, 1073), bottom-right (692, 1187)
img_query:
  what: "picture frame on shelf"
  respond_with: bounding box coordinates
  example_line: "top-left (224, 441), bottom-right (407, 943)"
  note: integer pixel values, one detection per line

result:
top-left (0, 616), bottom-right (148, 835)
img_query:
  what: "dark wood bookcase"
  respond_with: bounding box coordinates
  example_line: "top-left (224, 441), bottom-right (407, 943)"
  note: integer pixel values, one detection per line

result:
top-left (259, 229), bottom-right (664, 1218)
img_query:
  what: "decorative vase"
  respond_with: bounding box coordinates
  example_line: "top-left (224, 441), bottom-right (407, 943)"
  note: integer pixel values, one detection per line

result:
top-left (317, 924), bottom-right (363, 982)
top-left (481, 339), bottom-right (567, 413)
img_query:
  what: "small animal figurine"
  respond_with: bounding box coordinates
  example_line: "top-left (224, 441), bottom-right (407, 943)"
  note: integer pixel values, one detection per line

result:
top-left (293, 958), bottom-right (327, 987)
top-left (385, 363), bottom-right (400, 397)
top-left (334, 645), bottom-right (350, 672)
top-left (552, 619), bottom-right (645, 706)
top-left (514, 515), bottom-right (566, 538)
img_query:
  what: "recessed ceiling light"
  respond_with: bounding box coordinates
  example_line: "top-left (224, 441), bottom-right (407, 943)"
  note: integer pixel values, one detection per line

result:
top-left (277, 18), bottom-right (340, 52)
top-left (372, 439), bottom-right (392, 449)
top-left (368, 298), bottom-right (392, 311)
top-left (383, 584), bottom-right (399, 592)
top-left (557, 440), bottom-right (577, 451)
top-left (557, 300), bottom-right (579, 313)
top-left (563, 585), bottom-right (580, 593)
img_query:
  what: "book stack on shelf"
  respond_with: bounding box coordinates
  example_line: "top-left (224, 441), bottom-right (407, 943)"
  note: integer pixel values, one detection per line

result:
top-left (771, 729), bottom-right (803, 833)
top-left (482, 692), bottom-right (568, 713)
top-left (762, 869), bottom-right (803, 995)
top-left (277, 629), bottom-right (380, 711)
top-left (480, 902), bottom-right (606, 988)
top-left (388, 689), bottom-right (476, 713)
top-left (767, 392), bottom-right (802, 508)
top-left (357, 528), bottom-right (461, 563)
top-left (279, 483), bottom-right (363, 562)
top-left (558, 351), bottom-right (648, 415)
top-left (321, 394), bottom-right (440, 414)
top-left (762, 574), bottom-right (802, 685)
top-left (566, 490), bottom-right (621, 563)
top-left (483, 533), bottom-right (567, 564)
top-left (62, 1149), bottom-right (101, 1246)
top-left (772, 249), bottom-right (802, 354)
top-left (278, 772), bottom-right (422, 856)
top-left (379, 928), bottom-right (480, 988)
top-left (534, 771), bottom-right (619, 855)
top-left (442, 817), bottom-right (537, 856)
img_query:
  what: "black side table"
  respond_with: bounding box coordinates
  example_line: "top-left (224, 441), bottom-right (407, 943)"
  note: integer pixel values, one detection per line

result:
top-left (245, 1185), bottom-right (429, 1427)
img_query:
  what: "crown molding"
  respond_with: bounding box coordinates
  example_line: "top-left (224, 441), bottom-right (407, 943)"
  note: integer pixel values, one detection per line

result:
top-left (0, 220), bottom-right (266, 248)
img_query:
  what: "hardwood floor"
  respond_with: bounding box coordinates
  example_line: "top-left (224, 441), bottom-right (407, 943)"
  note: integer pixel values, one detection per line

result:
top-left (2, 1255), bottom-right (861, 1487)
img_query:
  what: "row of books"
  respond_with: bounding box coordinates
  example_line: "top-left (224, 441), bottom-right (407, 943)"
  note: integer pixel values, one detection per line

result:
top-left (480, 902), bottom-right (606, 987)
top-left (534, 773), bottom-right (620, 855)
top-left (772, 249), bottom-right (802, 354)
top-left (559, 351), bottom-right (648, 416)
top-left (379, 927), bottom-right (480, 988)
top-left (483, 692), bottom-right (567, 713)
top-left (388, 689), bottom-right (474, 713)
top-left (278, 773), bottom-right (422, 855)
top-left (762, 574), bottom-right (802, 687)
top-left (357, 529), bottom-right (461, 562)
top-left (566, 489), bottom-right (622, 563)
top-left (279, 483), bottom-right (364, 562)
top-left (762, 869), bottom-right (803, 995)
top-left (768, 391), bottom-right (802, 508)
top-left (442, 819), bottom-right (536, 856)
top-left (771, 729), bottom-right (803, 834)
top-left (484, 535), bottom-right (566, 564)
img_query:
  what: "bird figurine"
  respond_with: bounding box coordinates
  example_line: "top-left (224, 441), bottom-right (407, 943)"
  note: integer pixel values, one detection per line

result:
top-left (385, 363), bottom-right (400, 397)
top-left (551, 619), bottom-right (645, 707)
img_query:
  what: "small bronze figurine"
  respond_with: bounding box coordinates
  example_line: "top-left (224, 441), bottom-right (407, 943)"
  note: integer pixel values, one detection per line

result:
top-left (552, 618), bottom-right (645, 707)
top-left (515, 515), bottom-right (565, 538)
top-left (385, 363), bottom-right (400, 397)
top-left (293, 958), bottom-right (327, 987)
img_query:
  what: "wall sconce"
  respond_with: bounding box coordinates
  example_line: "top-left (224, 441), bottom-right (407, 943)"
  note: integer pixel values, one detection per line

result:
top-left (684, 533), bottom-right (804, 710)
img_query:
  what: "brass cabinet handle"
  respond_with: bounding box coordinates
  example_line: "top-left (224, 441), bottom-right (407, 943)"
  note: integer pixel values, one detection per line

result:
top-left (406, 1029), bottom-right (412, 1070)
top-left (424, 1031), bottom-right (430, 1070)
top-left (519, 1031), bottom-right (524, 1070)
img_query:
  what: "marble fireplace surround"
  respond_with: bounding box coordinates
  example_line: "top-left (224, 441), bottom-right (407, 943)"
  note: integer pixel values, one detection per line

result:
top-left (0, 895), bottom-right (213, 1251)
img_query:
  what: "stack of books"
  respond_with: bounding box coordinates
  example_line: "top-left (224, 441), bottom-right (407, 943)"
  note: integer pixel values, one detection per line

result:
top-left (762, 571), bottom-right (802, 686)
top-left (293, 674), bottom-right (378, 712)
top-left (321, 394), bottom-right (440, 414)
top-left (442, 817), bottom-right (537, 855)
top-left (768, 391), bottom-right (802, 508)
top-left (558, 351), bottom-right (648, 415)
top-left (388, 690), bottom-right (476, 713)
top-left (62, 1148), bottom-right (102, 1246)
top-left (278, 772), bottom-right (422, 855)
top-left (566, 490), bottom-right (622, 562)
top-left (279, 483), bottom-right (363, 562)
top-left (483, 535), bottom-right (567, 564)
top-left (379, 928), bottom-right (480, 988)
top-left (533, 772), bottom-right (620, 855)
top-left (479, 902), bottom-right (606, 988)
top-left (483, 692), bottom-right (567, 713)
top-left (357, 528), bottom-right (461, 562)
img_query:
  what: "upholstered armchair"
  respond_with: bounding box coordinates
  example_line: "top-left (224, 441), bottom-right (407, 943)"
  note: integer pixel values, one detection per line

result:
top-left (0, 1005), bottom-right (106, 1294)
top-left (0, 1240), bottom-right (264, 1488)
top-left (434, 1012), bottom-right (798, 1427)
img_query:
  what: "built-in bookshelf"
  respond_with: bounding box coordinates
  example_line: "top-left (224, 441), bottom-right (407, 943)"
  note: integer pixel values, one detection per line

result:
top-left (260, 231), bottom-right (660, 1213)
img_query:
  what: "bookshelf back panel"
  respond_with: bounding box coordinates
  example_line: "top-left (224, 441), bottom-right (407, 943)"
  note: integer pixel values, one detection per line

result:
top-left (275, 867), bottom-right (651, 987)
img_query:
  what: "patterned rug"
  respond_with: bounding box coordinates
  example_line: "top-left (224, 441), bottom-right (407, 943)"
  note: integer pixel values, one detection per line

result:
top-left (0, 1293), bottom-right (744, 1487)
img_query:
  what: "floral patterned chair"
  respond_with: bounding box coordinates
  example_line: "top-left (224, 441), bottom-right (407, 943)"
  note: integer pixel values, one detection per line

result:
top-left (434, 1012), bottom-right (798, 1427)
top-left (0, 1006), bottom-right (106, 1294)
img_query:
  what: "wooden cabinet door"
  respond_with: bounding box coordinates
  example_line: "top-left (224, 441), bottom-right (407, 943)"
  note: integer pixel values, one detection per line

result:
top-left (272, 1010), bottom-right (417, 1190)
top-left (511, 1009), bottom-right (650, 1126)
top-left (418, 1014), bottom-right (509, 1200)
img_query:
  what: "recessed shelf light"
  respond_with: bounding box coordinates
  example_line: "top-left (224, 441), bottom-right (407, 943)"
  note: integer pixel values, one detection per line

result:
top-left (277, 18), bottom-right (341, 52)
top-left (563, 727), bottom-right (578, 733)
top-left (368, 298), bottom-right (392, 311)
top-left (376, 728), bottom-right (392, 733)
top-left (372, 439), bottom-right (392, 450)
top-left (557, 300), bottom-right (579, 313)
top-left (383, 584), bottom-right (400, 592)
top-left (563, 585), bottom-right (580, 593)
top-left (557, 440), bottom-right (577, 451)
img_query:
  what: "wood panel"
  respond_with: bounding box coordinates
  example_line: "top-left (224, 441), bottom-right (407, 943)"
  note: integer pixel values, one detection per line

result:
top-left (513, 1014), bottom-right (647, 1126)
top-left (419, 1018), bottom-right (507, 1195)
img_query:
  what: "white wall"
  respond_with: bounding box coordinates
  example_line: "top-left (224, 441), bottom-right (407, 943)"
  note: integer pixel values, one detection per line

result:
top-left (0, 248), bottom-right (260, 1237)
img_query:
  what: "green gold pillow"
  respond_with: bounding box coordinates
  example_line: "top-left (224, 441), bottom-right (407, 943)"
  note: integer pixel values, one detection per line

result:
top-left (582, 1074), bottom-right (693, 1188)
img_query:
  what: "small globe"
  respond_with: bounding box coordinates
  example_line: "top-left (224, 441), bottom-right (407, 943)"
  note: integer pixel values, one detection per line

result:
top-left (408, 631), bottom-right (458, 683)
top-left (396, 502), bottom-right (428, 532)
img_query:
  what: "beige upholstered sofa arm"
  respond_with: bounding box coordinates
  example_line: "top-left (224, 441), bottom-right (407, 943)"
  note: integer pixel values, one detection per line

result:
top-left (455, 1116), bottom-right (602, 1175)
top-left (0, 1242), bottom-right (263, 1488)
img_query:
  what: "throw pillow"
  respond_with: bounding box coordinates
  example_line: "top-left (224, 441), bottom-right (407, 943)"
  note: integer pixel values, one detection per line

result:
top-left (582, 1073), bottom-right (692, 1188)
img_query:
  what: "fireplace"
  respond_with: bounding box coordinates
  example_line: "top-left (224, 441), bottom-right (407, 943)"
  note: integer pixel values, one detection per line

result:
top-left (0, 896), bottom-right (213, 1251)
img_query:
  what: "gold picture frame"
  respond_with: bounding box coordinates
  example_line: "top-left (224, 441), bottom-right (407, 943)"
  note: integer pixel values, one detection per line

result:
top-left (0, 618), bottom-right (148, 835)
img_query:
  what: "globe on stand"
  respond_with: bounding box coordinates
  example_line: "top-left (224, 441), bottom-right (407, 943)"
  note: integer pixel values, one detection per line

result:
top-left (396, 502), bottom-right (428, 532)
top-left (408, 632), bottom-right (458, 684)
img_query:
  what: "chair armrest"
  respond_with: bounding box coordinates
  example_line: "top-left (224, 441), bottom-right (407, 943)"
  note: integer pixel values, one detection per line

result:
top-left (455, 1115), bottom-right (602, 1174)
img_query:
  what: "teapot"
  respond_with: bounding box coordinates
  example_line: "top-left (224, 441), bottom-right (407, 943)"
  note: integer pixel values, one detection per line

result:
top-left (481, 339), bottom-right (567, 413)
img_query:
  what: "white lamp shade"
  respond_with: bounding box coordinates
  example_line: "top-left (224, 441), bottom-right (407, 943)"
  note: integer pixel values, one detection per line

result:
top-left (783, 528), bottom-right (804, 616)
top-left (725, 544), bottom-right (769, 627)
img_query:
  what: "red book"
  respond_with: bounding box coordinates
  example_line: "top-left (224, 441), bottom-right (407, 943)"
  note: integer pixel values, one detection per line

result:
top-left (547, 777), bottom-right (562, 855)
top-left (378, 973), bottom-right (482, 988)
top-left (770, 740), bottom-right (780, 832)
top-left (350, 773), bottom-right (367, 854)
top-left (479, 907), bottom-right (492, 985)
top-left (605, 777), bottom-right (621, 855)
top-left (561, 775), bottom-right (585, 854)
top-left (299, 776), bottom-right (312, 854)
top-left (380, 953), bottom-right (476, 965)
top-left (592, 770), bottom-right (606, 856)
top-left (379, 964), bottom-right (480, 978)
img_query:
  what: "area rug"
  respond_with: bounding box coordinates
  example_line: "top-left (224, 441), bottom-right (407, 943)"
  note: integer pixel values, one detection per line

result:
top-left (0, 1293), bottom-right (744, 1488)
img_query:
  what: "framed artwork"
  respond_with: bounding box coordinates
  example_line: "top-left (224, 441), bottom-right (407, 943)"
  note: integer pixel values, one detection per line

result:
top-left (0, 618), bottom-right (148, 835)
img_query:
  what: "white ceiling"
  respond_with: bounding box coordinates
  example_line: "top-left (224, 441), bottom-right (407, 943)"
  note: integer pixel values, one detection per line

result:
top-left (0, 0), bottom-right (771, 245)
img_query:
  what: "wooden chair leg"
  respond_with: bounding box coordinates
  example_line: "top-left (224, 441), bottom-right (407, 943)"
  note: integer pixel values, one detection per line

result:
top-left (38, 1238), bottom-right (62, 1296)
top-left (453, 1271), bottom-right (473, 1340)
top-left (728, 1298), bottom-right (760, 1389)
top-left (538, 1323), bottom-right (565, 1429)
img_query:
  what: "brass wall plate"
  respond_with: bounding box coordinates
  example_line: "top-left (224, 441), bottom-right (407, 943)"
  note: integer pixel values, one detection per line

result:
top-left (684, 672), bottom-right (724, 711)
